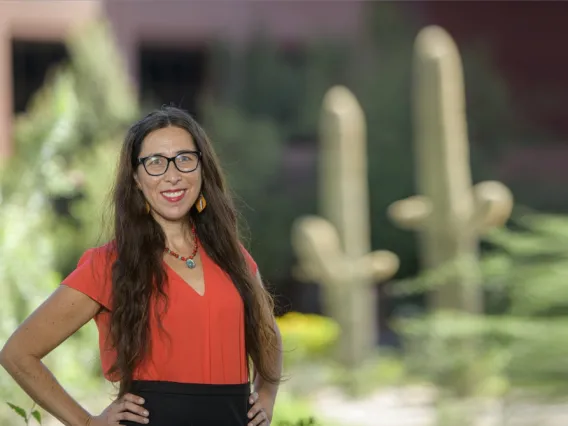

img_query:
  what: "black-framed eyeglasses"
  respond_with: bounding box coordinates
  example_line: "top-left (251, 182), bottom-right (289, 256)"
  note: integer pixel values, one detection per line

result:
top-left (137, 150), bottom-right (202, 176)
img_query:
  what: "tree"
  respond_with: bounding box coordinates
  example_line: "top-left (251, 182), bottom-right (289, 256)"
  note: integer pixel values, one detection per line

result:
top-left (394, 210), bottom-right (568, 424)
top-left (0, 21), bottom-right (138, 418)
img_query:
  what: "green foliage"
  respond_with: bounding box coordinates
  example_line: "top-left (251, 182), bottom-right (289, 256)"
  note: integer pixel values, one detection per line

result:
top-left (395, 311), bottom-right (511, 398)
top-left (351, 3), bottom-right (544, 277)
top-left (203, 3), bottom-right (537, 284)
top-left (276, 419), bottom-right (318, 426)
top-left (481, 213), bottom-right (568, 396)
top-left (6, 402), bottom-right (41, 425)
top-left (200, 98), bottom-right (291, 275)
top-left (349, 4), bottom-right (418, 276)
top-left (0, 19), bottom-right (137, 419)
top-left (204, 36), bottom-right (350, 280)
top-left (4, 398), bottom-right (325, 426)
top-left (5, 398), bottom-right (322, 426)
top-left (6, 403), bottom-right (26, 421)
top-left (271, 390), bottom-right (319, 426)
top-left (276, 312), bottom-right (340, 368)
top-left (328, 351), bottom-right (408, 394)
top-left (394, 210), bottom-right (568, 401)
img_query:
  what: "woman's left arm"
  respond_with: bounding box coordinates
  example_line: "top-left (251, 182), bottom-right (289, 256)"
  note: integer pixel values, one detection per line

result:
top-left (248, 270), bottom-right (283, 425)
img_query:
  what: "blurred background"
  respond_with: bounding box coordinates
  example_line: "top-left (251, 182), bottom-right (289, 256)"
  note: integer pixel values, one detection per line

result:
top-left (2, 1), bottom-right (568, 425)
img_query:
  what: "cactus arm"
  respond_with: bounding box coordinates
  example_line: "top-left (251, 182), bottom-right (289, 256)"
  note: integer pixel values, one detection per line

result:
top-left (356, 250), bottom-right (400, 282)
top-left (291, 215), bottom-right (399, 371)
top-left (387, 195), bottom-right (432, 230)
top-left (291, 216), bottom-right (350, 285)
top-left (292, 216), bottom-right (400, 285)
top-left (472, 181), bottom-right (514, 232)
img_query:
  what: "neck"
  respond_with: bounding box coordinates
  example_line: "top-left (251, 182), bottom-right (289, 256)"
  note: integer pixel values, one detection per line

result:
top-left (153, 214), bottom-right (195, 252)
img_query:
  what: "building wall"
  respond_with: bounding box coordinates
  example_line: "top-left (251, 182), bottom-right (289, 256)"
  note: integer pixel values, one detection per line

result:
top-left (6, 1), bottom-right (567, 158)
top-left (0, 0), bottom-right (103, 158)
top-left (0, 0), bottom-right (367, 159)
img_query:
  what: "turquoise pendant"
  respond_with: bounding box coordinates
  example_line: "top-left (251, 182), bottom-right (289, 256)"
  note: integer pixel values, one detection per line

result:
top-left (186, 258), bottom-right (196, 269)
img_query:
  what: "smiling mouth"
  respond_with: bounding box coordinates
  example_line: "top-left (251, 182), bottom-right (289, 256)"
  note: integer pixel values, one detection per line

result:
top-left (161, 189), bottom-right (187, 203)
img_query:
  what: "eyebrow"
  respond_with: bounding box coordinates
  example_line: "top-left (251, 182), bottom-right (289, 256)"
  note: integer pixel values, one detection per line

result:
top-left (142, 149), bottom-right (197, 158)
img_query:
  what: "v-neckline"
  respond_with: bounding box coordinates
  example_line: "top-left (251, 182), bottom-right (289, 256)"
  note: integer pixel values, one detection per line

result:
top-left (163, 246), bottom-right (207, 298)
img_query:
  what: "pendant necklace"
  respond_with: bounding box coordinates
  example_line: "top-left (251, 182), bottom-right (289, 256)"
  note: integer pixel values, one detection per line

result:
top-left (164, 224), bottom-right (198, 269)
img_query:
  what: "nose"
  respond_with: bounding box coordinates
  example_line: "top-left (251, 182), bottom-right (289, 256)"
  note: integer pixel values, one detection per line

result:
top-left (164, 162), bottom-right (182, 184)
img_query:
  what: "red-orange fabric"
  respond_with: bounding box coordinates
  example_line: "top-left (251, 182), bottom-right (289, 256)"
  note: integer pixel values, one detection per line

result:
top-left (61, 242), bottom-right (258, 385)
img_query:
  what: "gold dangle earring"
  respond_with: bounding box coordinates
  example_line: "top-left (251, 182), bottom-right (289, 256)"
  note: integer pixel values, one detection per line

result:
top-left (145, 201), bottom-right (151, 214)
top-left (196, 193), bottom-right (207, 213)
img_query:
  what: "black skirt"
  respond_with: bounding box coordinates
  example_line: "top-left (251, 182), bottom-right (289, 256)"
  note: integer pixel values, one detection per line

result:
top-left (120, 380), bottom-right (252, 426)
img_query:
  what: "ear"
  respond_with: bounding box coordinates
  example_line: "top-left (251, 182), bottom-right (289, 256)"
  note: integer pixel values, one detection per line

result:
top-left (133, 171), bottom-right (142, 190)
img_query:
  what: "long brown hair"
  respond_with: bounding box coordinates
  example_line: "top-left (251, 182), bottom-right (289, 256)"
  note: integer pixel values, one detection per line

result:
top-left (107, 106), bottom-right (280, 396)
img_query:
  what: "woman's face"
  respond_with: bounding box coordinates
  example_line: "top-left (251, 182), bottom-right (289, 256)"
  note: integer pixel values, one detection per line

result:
top-left (134, 126), bottom-right (202, 223)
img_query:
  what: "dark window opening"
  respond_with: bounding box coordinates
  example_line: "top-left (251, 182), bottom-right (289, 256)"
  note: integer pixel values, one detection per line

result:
top-left (12, 40), bottom-right (68, 113)
top-left (139, 45), bottom-right (207, 119)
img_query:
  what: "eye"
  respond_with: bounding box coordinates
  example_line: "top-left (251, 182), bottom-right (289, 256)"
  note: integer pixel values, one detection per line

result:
top-left (177, 153), bottom-right (198, 164)
top-left (145, 156), bottom-right (164, 166)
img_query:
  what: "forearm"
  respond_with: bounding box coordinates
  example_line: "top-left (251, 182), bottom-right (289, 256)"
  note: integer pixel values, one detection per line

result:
top-left (1, 354), bottom-right (92, 426)
top-left (253, 322), bottom-right (283, 401)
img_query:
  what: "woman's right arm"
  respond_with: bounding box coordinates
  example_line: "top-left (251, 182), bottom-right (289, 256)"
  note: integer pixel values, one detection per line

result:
top-left (0, 285), bottom-right (101, 426)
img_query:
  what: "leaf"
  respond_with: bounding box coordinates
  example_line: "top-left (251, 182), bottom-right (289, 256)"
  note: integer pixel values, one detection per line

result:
top-left (32, 410), bottom-right (42, 424)
top-left (6, 402), bottom-right (28, 420)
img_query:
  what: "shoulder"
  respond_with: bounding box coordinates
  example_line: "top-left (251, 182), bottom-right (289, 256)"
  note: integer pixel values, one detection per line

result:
top-left (76, 241), bottom-right (117, 268)
top-left (61, 241), bottom-right (116, 310)
top-left (239, 242), bottom-right (258, 276)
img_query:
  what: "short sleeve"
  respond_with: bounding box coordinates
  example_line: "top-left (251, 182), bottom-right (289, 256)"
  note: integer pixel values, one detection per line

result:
top-left (239, 243), bottom-right (258, 276)
top-left (61, 246), bottom-right (113, 310)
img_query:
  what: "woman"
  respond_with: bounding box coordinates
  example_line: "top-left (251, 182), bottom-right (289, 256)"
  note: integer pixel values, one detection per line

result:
top-left (0, 106), bottom-right (282, 425)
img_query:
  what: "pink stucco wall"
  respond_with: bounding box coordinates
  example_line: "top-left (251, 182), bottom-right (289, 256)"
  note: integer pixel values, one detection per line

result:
top-left (0, 0), bottom-right (367, 158)
top-left (104, 0), bottom-right (366, 83)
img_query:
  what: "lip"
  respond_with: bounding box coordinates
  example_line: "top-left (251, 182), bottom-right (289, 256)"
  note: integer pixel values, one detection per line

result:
top-left (160, 189), bottom-right (187, 203)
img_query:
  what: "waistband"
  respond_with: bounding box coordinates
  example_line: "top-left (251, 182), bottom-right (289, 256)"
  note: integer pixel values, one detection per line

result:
top-left (130, 380), bottom-right (251, 396)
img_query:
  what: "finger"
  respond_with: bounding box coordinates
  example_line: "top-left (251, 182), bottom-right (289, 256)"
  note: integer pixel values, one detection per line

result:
top-left (123, 393), bottom-right (146, 405)
top-left (247, 401), bottom-right (262, 419)
top-left (248, 392), bottom-right (259, 405)
top-left (121, 401), bottom-right (149, 418)
top-left (248, 408), bottom-right (268, 426)
top-left (114, 411), bottom-right (150, 424)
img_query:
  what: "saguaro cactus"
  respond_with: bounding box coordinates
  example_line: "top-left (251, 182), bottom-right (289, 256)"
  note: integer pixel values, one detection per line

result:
top-left (291, 86), bottom-right (399, 369)
top-left (388, 26), bottom-right (513, 313)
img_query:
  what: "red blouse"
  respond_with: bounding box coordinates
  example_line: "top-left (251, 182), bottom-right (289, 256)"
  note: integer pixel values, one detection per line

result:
top-left (61, 242), bottom-right (257, 385)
